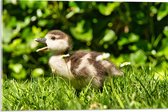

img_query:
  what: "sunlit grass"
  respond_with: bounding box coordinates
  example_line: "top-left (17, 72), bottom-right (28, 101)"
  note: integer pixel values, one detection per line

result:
top-left (2, 66), bottom-right (168, 110)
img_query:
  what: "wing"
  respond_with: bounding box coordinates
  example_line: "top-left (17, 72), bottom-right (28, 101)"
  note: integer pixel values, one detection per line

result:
top-left (66, 51), bottom-right (123, 78)
top-left (89, 51), bottom-right (123, 76)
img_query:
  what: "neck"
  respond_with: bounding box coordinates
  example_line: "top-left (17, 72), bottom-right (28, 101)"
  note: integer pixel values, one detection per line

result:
top-left (51, 49), bottom-right (70, 56)
top-left (51, 52), bottom-right (70, 60)
top-left (49, 53), bottom-right (73, 80)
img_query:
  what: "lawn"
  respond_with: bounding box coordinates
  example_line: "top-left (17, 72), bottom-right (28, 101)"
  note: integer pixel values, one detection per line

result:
top-left (2, 66), bottom-right (168, 110)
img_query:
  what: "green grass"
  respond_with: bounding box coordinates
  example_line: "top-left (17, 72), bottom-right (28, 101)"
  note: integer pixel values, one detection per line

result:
top-left (2, 66), bottom-right (168, 110)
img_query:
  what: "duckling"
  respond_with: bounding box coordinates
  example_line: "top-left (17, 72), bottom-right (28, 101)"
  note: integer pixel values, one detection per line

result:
top-left (35, 30), bottom-right (123, 90)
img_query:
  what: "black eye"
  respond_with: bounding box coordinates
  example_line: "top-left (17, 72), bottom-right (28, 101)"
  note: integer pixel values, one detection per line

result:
top-left (51, 36), bottom-right (56, 40)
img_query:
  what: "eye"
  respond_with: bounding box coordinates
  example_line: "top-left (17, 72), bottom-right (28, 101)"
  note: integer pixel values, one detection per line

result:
top-left (51, 36), bottom-right (56, 40)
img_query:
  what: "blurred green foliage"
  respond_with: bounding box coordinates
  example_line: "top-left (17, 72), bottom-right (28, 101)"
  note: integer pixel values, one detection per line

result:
top-left (3, 1), bottom-right (168, 79)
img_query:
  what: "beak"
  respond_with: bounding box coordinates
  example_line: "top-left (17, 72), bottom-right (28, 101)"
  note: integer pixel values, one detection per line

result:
top-left (35, 38), bottom-right (46, 44)
top-left (35, 38), bottom-right (48, 52)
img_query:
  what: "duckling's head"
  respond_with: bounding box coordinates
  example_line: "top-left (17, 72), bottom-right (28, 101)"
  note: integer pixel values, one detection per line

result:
top-left (35, 30), bottom-right (72, 54)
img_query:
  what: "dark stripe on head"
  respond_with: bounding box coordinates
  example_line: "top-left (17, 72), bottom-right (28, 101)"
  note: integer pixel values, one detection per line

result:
top-left (48, 30), bottom-right (66, 38)
top-left (47, 30), bottom-right (71, 42)
top-left (47, 30), bottom-right (72, 53)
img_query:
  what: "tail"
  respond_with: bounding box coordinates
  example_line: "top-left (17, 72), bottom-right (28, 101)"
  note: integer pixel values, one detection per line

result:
top-left (100, 60), bottom-right (124, 76)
